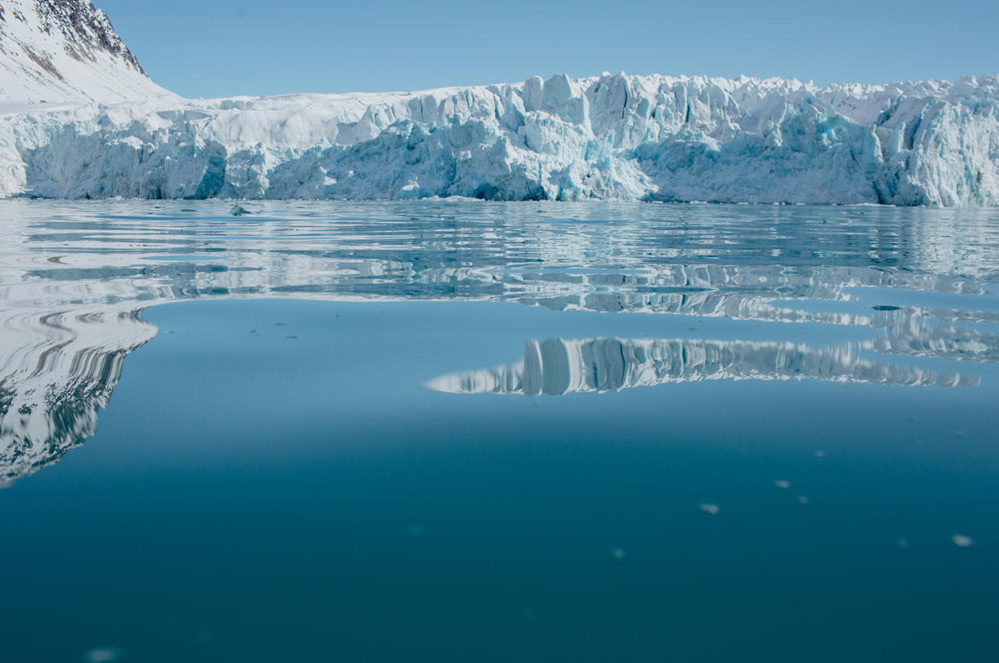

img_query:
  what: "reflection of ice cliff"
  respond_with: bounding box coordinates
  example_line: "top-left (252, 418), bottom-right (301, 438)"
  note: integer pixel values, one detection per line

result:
top-left (0, 304), bottom-right (156, 487)
top-left (0, 201), bottom-right (996, 485)
top-left (427, 338), bottom-right (978, 396)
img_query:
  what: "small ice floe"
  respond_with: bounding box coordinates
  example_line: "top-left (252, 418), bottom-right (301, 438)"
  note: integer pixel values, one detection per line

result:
top-left (700, 503), bottom-right (720, 515)
top-left (611, 548), bottom-right (626, 560)
top-left (84, 648), bottom-right (121, 663)
top-left (952, 535), bottom-right (973, 548)
top-left (775, 480), bottom-right (791, 489)
top-left (798, 496), bottom-right (809, 505)
top-left (814, 451), bottom-right (826, 458)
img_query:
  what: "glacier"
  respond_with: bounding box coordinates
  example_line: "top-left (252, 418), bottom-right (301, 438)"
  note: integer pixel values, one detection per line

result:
top-left (0, 3), bottom-right (997, 205)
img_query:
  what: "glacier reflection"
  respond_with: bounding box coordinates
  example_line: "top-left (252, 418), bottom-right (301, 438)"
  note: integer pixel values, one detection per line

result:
top-left (0, 200), bottom-right (997, 485)
top-left (426, 338), bottom-right (979, 397)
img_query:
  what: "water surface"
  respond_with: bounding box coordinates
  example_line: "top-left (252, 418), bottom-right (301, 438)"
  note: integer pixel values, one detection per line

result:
top-left (0, 200), bottom-right (997, 662)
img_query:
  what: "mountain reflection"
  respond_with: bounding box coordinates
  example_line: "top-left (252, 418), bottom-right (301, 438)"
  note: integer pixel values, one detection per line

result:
top-left (427, 338), bottom-right (979, 396)
top-left (0, 201), bottom-right (996, 485)
top-left (0, 306), bottom-right (156, 487)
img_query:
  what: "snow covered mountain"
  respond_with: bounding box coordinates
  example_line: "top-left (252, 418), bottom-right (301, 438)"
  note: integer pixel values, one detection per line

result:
top-left (0, 0), bottom-right (172, 105)
top-left (0, 3), bottom-right (996, 205)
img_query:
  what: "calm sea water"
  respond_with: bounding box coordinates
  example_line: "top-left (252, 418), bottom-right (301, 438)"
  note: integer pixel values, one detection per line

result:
top-left (0, 200), bottom-right (997, 662)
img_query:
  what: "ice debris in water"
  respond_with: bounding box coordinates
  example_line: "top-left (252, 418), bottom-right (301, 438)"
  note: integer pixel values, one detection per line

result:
top-left (700, 503), bottom-right (720, 515)
top-left (814, 451), bottom-right (826, 458)
top-left (798, 496), bottom-right (809, 504)
top-left (84, 648), bottom-right (121, 663)
top-left (775, 480), bottom-right (791, 489)
top-left (611, 548), bottom-right (626, 559)
top-left (952, 535), bottom-right (973, 548)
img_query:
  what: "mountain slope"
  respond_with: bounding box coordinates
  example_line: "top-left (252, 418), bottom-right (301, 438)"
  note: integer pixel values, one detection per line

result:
top-left (0, 0), bottom-right (173, 105)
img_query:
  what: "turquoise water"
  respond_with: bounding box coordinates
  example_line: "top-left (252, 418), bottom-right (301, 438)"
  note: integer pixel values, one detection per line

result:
top-left (0, 201), bottom-right (997, 662)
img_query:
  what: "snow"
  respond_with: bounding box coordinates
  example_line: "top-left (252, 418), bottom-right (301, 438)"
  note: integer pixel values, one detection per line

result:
top-left (0, 4), bottom-right (996, 205)
top-left (0, 0), bottom-right (175, 106)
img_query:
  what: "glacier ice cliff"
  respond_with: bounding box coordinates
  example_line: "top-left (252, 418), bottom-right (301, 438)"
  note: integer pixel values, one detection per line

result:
top-left (0, 3), bottom-right (996, 205)
top-left (2, 73), bottom-right (997, 206)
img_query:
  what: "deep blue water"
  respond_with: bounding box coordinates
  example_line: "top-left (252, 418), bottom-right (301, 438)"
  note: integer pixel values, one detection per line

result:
top-left (0, 201), bottom-right (997, 662)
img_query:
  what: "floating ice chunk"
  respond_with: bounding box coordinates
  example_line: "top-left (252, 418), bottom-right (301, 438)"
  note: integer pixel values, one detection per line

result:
top-left (814, 451), bottom-right (826, 458)
top-left (775, 480), bottom-right (791, 489)
top-left (798, 496), bottom-right (809, 504)
top-left (611, 548), bottom-right (626, 559)
top-left (700, 503), bottom-right (720, 515)
top-left (952, 535), bottom-right (973, 548)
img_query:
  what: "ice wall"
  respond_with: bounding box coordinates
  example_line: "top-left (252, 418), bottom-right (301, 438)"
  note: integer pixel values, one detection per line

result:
top-left (1, 73), bottom-right (997, 205)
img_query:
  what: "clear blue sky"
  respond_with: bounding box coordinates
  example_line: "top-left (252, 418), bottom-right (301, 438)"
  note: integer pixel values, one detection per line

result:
top-left (97, 0), bottom-right (998, 98)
